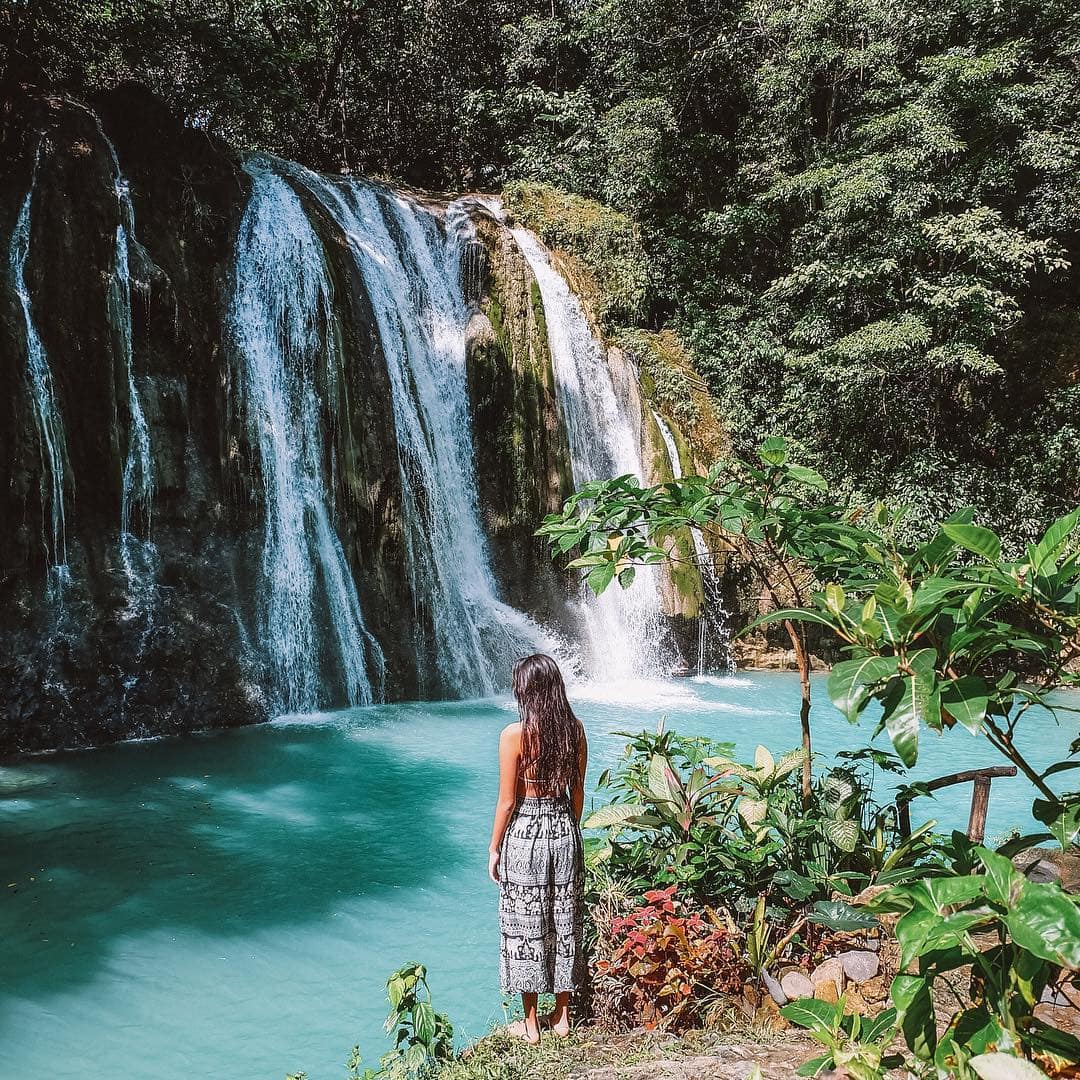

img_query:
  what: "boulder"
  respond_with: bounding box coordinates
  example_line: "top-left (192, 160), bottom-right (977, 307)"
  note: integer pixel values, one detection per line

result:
top-left (810, 957), bottom-right (844, 997)
top-left (814, 979), bottom-right (839, 1004)
top-left (840, 949), bottom-right (880, 983)
top-left (780, 971), bottom-right (814, 1001)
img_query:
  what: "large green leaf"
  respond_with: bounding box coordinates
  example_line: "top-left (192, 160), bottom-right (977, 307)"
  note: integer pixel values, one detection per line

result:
top-left (582, 802), bottom-right (648, 829)
top-left (940, 675), bottom-right (990, 733)
top-left (822, 818), bottom-right (859, 852)
top-left (780, 997), bottom-right (840, 1031)
top-left (1029, 508), bottom-right (1080, 570)
top-left (827, 654), bottom-right (899, 722)
top-left (1005, 879), bottom-right (1080, 967)
top-left (880, 649), bottom-right (939, 766)
top-left (648, 753), bottom-right (678, 803)
top-left (891, 973), bottom-right (936, 1060)
top-left (759, 436), bottom-right (789, 466)
top-left (586, 560), bottom-right (616, 595)
top-left (969, 1053), bottom-right (1051, 1080)
top-left (806, 900), bottom-right (879, 931)
top-left (942, 522), bottom-right (1001, 562)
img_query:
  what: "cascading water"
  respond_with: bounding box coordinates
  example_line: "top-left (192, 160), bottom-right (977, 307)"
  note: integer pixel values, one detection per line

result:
top-left (281, 162), bottom-right (554, 697)
top-left (509, 226), bottom-right (668, 680)
top-left (227, 162), bottom-right (383, 713)
top-left (8, 145), bottom-right (70, 596)
top-left (102, 139), bottom-right (157, 612)
top-left (651, 410), bottom-right (734, 674)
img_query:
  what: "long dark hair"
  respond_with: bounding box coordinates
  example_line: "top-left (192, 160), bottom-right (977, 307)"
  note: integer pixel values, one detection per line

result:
top-left (513, 654), bottom-right (583, 794)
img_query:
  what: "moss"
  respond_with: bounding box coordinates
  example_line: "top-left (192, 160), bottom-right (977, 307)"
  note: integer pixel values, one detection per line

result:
top-left (620, 329), bottom-right (727, 469)
top-left (503, 181), bottom-right (648, 329)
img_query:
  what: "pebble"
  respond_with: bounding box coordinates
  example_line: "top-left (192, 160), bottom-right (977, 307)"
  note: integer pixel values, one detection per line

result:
top-left (761, 970), bottom-right (787, 1006)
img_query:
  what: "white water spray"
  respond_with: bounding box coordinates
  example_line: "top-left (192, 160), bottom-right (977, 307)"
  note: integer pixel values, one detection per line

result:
top-left (652, 410), bottom-right (734, 675)
top-left (283, 164), bottom-right (554, 697)
top-left (227, 162), bottom-right (383, 712)
top-left (101, 140), bottom-right (157, 612)
top-left (509, 226), bottom-right (669, 680)
top-left (8, 146), bottom-right (70, 595)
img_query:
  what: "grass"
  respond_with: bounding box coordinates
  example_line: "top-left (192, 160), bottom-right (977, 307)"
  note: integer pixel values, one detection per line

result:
top-left (434, 1026), bottom-right (792, 1080)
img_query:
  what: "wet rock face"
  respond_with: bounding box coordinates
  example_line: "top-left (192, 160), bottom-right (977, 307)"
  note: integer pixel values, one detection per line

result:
top-left (0, 84), bottom-right (271, 754)
top-left (464, 213), bottom-right (575, 628)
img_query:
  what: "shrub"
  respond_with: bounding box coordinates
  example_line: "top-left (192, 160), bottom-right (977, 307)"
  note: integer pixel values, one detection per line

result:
top-left (592, 885), bottom-right (746, 1031)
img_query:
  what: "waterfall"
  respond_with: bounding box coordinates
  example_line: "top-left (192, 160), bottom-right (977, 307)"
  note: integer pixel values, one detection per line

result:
top-left (509, 226), bottom-right (668, 680)
top-left (651, 410), bottom-right (734, 675)
top-left (8, 145), bottom-right (70, 595)
top-left (280, 162), bottom-right (554, 697)
top-left (102, 140), bottom-right (157, 610)
top-left (227, 162), bottom-right (383, 712)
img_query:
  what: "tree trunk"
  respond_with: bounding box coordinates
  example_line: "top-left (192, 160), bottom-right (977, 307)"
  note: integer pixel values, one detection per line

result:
top-left (785, 618), bottom-right (813, 808)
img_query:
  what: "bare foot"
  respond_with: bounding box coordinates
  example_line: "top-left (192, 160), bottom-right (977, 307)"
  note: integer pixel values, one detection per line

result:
top-left (539, 1012), bottom-right (571, 1037)
top-left (505, 1018), bottom-right (540, 1044)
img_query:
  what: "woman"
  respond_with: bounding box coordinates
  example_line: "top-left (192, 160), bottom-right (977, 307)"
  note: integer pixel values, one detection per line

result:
top-left (488, 654), bottom-right (587, 1043)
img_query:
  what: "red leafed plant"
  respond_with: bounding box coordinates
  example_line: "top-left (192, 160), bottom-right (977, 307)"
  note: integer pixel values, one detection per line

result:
top-left (593, 885), bottom-right (747, 1031)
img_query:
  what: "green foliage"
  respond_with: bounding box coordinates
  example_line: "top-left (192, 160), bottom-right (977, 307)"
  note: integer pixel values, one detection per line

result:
top-left (787, 839), bottom-right (1080, 1079)
top-left (584, 718), bottom-right (925, 916)
top-left (14, 1), bottom-right (1080, 535)
top-left (502, 181), bottom-right (648, 326)
top-left (543, 436), bottom-right (1080, 852)
top-left (289, 963), bottom-right (453, 1080)
top-left (779, 996), bottom-right (901, 1080)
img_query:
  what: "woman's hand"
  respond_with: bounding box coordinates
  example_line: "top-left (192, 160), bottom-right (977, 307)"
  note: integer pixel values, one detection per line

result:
top-left (488, 849), bottom-right (500, 884)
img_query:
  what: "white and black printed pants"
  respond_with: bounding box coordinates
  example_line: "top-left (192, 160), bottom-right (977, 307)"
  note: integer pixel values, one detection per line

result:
top-left (498, 795), bottom-right (585, 995)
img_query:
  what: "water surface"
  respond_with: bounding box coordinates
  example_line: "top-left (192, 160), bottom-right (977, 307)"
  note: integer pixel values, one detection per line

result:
top-left (1, 672), bottom-right (1073, 1080)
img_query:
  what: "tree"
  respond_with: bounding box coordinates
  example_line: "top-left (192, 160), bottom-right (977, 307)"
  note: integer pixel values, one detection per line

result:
top-left (540, 437), bottom-right (1080, 846)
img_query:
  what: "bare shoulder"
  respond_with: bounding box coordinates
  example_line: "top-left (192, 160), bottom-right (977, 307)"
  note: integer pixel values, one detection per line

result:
top-left (500, 721), bottom-right (522, 743)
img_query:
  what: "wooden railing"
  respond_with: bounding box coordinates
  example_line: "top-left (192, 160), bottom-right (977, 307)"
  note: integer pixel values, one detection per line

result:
top-left (897, 765), bottom-right (1018, 844)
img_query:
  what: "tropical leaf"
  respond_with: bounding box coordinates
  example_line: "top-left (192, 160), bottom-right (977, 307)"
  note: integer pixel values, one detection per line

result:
top-left (969, 1053), bottom-right (1051, 1080)
top-left (822, 818), bottom-right (859, 852)
top-left (754, 744), bottom-right (775, 775)
top-left (806, 900), bottom-right (878, 931)
top-left (582, 802), bottom-right (648, 829)
top-left (942, 522), bottom-right (1001, 562)
top-left (781, 997), bottom-right (841, 1031)
top-left (828, 655), bottom-right (899, 722)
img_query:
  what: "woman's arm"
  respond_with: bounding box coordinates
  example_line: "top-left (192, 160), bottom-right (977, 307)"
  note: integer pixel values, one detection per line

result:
top-left (488, 724), bottom-right (520, 883)
top-left (570, 730), bottom-right (588, 823)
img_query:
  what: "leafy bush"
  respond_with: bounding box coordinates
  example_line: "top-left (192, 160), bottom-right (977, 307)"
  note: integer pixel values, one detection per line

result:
top-left (786, 839), bottom-right (1080, 1079)
top-left (584, 720), bottom-right (927, 917)
top-left (592, 885), bottom-right (746, 1031)
top-left (288, 963), bottom-right (453, 1080)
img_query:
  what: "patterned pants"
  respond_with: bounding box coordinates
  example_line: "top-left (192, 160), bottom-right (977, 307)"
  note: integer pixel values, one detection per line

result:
top-left (498, 796), bottom-right (585, 995)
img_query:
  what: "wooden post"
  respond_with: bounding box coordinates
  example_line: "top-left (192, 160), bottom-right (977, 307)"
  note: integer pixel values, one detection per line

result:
top-left (895, 765), bottom-right (1016, 843)
top-left (968, 775), bottom-right (992, 844)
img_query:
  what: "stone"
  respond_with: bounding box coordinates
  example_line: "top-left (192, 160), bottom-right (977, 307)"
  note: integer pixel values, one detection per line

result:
top-left (845, 988), bottom-right (871, 1015)
top-left (814, 979), bottom-right (839, 1004)
top-left (810, 957), bottom-right (845, 997)
top-left (839, 949), bottom-right (880, 983)
top-left (859, 975), bottom-right (888, 1003)
top-left (780, 971), bottom-right (815, 1001)
top-left (1024, 858), bottom-right (1061, 885)
top-left (761, 969), bottom-right (787, 1006)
